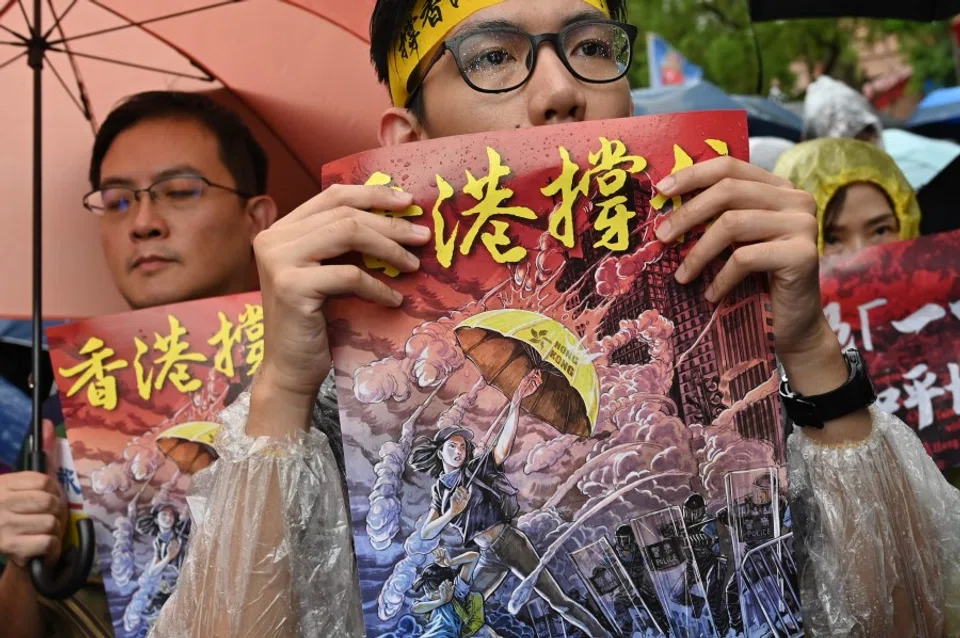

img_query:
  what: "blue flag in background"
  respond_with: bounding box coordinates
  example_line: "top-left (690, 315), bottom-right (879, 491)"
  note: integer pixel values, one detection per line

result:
top-left (646, 32), bottom-right (703, 89)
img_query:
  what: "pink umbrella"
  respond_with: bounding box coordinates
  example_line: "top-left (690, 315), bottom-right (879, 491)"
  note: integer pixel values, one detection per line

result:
top-left (1, 0), bottom-right (386, 598)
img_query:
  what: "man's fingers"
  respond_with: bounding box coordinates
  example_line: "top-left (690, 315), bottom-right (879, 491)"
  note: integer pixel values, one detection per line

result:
top-left (4, 534), bottom-right (60, 566)
top-left (4, 490), bottom-right (62, 516)
top-left (677, 211), bottom-right (817, 284)
top-left (657, 180), bottom-right (813, 243)
top-left (283, 217), bottom-right (424, 271)
top-left (706, 239), bottom-right (814, 302)
top-left (5, 512), bottom-right (61, 537)
top-left (285, 265), bottom-right (404, 308)
top-left (3, 472), bottom-right (59, 498)
top-left (657, 155), bottom-right (794, 197)
top-left (282, 184), bottom-right (415, 226)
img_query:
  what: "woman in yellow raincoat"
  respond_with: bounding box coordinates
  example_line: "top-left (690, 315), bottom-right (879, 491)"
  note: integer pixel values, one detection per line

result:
top-left (774, 138), bottom-right (960, 492)
top-left (773, 137), bottom-right (921, 258)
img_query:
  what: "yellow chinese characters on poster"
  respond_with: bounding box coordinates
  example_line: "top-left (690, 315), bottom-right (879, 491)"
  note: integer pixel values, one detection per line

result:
top-left (46, 292), bottom-right (262, 638)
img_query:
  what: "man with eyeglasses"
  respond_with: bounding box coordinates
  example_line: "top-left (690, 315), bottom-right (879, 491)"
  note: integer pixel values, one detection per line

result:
top-left (152, 1), bottom-right (960, 637)
top-left (0, 90), bottom-right (278, 638)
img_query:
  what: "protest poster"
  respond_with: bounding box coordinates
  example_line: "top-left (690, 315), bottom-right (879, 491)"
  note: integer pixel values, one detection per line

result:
top-left (324, 112), bottom-right (803, 637)
top-left (46, 293), bottom-right (262, 637)
top-left (821, 229), bottom-right (960, 470)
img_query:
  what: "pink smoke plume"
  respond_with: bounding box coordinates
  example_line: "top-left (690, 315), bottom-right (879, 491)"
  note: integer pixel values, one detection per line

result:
top-left (123, 436), bottom-right (165, 482)
top-left (715, 367), bottom-right (779, 428)
top-left (564, 407), bottom-right (696, 535)
top-left (594, 240), bottom-right (666, 298)
top-left (353, 315), bottom-right (468, 407)
top-left (406, 321), bottom-right (465, 388)
top-left (378, 514), bottom-right (441, 621)
top-left (91, 463), bottom-right (132, 495)
top-left (700, 426), bottom-right (777, 509)
top-left (524, 434), bottom-right (578, 474)
top-left (354, 358), bottom-right (412, 405)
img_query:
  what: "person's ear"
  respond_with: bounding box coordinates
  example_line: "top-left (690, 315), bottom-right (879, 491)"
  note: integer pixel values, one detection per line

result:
top-left (380, 106), bottom-right (428, 147)
top-left (246, 195), bottom-right (278, 242)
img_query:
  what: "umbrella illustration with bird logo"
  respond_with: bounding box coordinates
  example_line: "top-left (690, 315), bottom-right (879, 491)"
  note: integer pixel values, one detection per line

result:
top-left (455, 309), bottom-right (600, 439)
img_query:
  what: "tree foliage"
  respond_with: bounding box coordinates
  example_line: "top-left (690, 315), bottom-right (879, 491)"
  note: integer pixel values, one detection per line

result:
top-left (624, 0), bottom-right (956, 96)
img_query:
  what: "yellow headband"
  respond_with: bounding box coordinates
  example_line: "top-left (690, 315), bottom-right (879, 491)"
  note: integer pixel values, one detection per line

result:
top-left (387, 0), bottom-right (612, 107)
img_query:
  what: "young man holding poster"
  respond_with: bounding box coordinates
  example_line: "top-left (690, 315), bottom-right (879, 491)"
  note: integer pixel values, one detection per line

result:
top-left (153, 1), bottom-right (960, 637)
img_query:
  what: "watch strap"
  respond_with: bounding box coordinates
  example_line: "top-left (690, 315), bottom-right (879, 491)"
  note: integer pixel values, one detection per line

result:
top-left (779, 348), bottom-right (877, 428)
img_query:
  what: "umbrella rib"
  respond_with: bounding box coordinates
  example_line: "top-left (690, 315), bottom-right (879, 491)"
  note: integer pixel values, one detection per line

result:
top-left (42, 0), bottom-right (79, 40)
top-left (0, 48), bottom-right (25, 71)
top-left (43, 53), bottom-right (86, 119)
top-left (48, 1), bottom-right (241, 47)
top-left (15, 0), bottom-right (31, 35)
top-left (44, 0), bottom-right (93, 124)
top-left (0, 22), bottom-right (27, 41)
top-left (47, 47), bottom-right (214, 81)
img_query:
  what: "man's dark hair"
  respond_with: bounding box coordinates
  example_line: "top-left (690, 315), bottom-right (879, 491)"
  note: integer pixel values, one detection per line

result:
top-left (89, 91), bottom-right (268, 196)
top-left (369, 0), bottom-right (629, 117)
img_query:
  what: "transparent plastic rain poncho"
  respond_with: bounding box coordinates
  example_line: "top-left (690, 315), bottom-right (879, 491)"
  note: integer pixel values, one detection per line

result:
top-left (803, 75), bottom-right (885, 144)
top-left (774, 137), bottom-right (921, 254)
top-left (148, 374), bottom-right (364, 638)
top-left (149, 377), bottom-right (960, 636)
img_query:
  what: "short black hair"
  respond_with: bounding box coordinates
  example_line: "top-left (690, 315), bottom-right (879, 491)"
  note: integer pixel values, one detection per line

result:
top-left (415, 563), bottom-right (457, 593)
top-left (89, 91), bottom-right (268, 196)
top-left (369, 0), bottom-right (629, 115)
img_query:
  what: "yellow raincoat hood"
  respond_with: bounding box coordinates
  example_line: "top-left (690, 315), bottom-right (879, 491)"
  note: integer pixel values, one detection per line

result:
top-left (773, 137), bottom-right (921, 254)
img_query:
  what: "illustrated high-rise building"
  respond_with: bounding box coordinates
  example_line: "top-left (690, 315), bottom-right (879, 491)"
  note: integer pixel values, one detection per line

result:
top-left (714, 276), bottom-right (784, 461)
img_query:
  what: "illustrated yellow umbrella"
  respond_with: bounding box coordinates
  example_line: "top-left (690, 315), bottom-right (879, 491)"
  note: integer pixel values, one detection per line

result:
top-left (155, 421), bottom-right (221, 475)
top-left (455, 310), bottom-right (600, 438)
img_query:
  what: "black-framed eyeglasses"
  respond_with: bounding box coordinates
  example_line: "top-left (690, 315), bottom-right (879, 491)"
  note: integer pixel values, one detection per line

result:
top-left (405, 20), bottom-right (638, 107)
top-left (83, 174), bottom-right (251, 216)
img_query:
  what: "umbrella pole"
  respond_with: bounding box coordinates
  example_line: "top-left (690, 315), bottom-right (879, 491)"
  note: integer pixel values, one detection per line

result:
top-left (25, 0), bottom-right (95, 600)
top-left (29, 0), bottom-right (43, 477)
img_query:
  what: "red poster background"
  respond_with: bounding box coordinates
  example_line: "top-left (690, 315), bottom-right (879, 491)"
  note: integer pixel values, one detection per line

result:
top-left (820, 230), bottom-right (960, 469)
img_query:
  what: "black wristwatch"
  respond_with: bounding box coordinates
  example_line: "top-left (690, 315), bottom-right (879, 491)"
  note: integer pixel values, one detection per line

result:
top-left (779, 348), bottom-right (877, 429)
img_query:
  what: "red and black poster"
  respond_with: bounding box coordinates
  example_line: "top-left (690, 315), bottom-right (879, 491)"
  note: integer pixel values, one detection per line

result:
top-left (821, 229), bottom-right (960, 470)
top-left (322, 112), bottom-right (804, 637)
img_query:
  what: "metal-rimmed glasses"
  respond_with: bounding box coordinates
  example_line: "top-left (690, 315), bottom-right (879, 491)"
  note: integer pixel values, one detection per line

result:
top-left (405, 20), bottom-right (639, 107)
top-left (83, 174), bottom-right (251, 216)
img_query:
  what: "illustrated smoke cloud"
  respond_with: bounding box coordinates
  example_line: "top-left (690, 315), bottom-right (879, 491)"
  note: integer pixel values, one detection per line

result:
top-left (91, 463), bottom-right (132, 495)
top-left (111, 513), bottom-right (136, 587)
top-left (355, 358), bottom-right (412, 404)
top-left (378, 515), bottom-right (442, 621)
top-left (93, 432), bottom-right (168, 494)
top-left (354, 317), bottom-right (466, 406)
top-left (595, 311), bottom-right (675, 399)
top-left (406, 321), bottom-right (465, 388)
top-left (361, 319), bottom-right (475, 551)
top-left (594, 240), bottom-right (666, 298)
top-left (700, 425), bottom-right (777, 509)
top-left (698, 369), bottom-right (779, 507)
top-left (125, 435), bottom-right (165, 482)
top-left (524, 434), bottom-right (578, 474)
